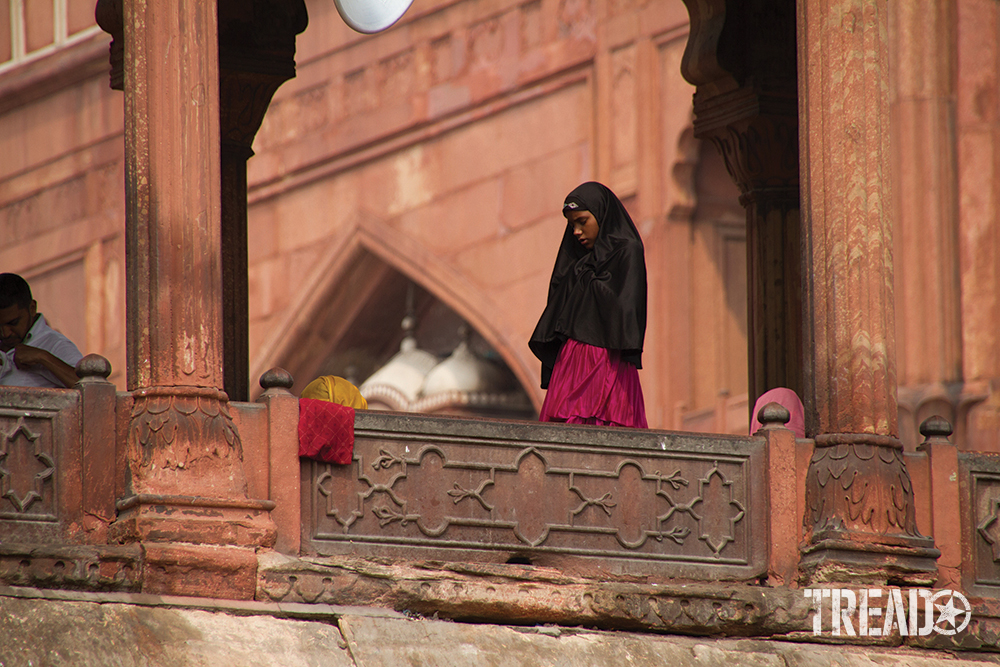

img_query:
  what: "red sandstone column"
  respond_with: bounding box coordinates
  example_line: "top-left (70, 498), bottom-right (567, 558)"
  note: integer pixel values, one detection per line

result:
top-left (123, 0), bottom-right (222, 392)
top-left (891, 0), bottom-right (965, 447)
top-left (111, 0), bottom-right (275, 572)
top-left (957, 0), bottom-right (1000, 452)
top-left (797, 0), bottom-right (939, 583)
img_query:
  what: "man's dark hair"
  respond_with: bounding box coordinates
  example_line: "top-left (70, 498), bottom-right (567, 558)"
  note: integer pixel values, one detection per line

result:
top-left (0, 273), bottom-right (33, 310)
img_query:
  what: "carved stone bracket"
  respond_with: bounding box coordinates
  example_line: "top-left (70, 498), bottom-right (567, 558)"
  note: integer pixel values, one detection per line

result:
top-left (680, 0), bottom-right (802, 409)
top-left (217, 0), bottom-right (306, 153)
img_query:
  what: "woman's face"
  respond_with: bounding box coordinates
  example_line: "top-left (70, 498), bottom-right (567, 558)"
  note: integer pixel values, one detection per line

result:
top-left (566, 210), bottom-right (599, 250)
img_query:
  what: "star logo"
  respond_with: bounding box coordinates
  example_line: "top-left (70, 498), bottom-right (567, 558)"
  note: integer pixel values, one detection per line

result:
top-left (931, 590), bottom-right (971, 635)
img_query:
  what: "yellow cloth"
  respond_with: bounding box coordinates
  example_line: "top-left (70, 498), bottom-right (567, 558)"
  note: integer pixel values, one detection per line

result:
top-left (300, 376), bottom-right (368, 410)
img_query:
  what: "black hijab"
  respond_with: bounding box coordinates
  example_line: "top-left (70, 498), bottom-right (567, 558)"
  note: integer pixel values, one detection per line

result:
top-left (528, 182), bottom-right (647, 388)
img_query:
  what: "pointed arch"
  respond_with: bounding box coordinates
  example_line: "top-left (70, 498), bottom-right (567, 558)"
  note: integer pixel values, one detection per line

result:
top-left (251, 212), bottom-right (543, 407)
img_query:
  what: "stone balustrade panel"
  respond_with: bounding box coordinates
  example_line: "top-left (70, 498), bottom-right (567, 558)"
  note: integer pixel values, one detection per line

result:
top-left (0, 388), bottom-right (80, 542)
top-left (960, 452), bottom-right (1000, 596)
top-left (304, 412), bottom-right (767, 581)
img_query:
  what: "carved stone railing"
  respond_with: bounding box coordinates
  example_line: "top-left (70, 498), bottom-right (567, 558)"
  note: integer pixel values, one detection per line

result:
top-left (6, 361), bottom-right (987, 601)
top-left (0, 356), bottom-right (141, 591)
top-left (302, 411), bottom-right (770, 581)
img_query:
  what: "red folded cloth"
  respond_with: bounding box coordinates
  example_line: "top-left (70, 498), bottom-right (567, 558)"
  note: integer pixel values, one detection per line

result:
top-left (298, 398), bottom-right (355, 465)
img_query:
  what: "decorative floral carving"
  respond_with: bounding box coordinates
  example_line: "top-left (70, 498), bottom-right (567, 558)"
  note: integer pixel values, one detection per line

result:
top-left (129, 388), bottom-right (239, 463)
top-left (804, 441), bottom-right (921, 538)
top-left (372, 449), bottom-right (403, 470)
top-left (656, 526), bottom-right (691, 545)
top-left (662, 469), bottom-right (689, 490)
top-left (312, 441), bottom-right (755, 567)
top-left (570, 488), bottom-right (616, 518)
top-left (448, 480), bottom-right (495, 510)
top-left (0, 546), bottom-right (141, 592)
top-left (373, 505), bottom-right (417, 528)
top-left (125, 387), bottom-right (248, 499)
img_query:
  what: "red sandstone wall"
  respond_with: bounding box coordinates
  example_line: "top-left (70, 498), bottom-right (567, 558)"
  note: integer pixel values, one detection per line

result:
top-left (0, 0), bottom-right (997, 441)
top-left (244, 0), bottom-right (749, 430)
top-left (0, 31), bottom-right (126, 386)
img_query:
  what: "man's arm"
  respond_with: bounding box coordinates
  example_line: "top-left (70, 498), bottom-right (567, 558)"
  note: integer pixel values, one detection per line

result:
top-left (13, 344), bottom-right (79, 388)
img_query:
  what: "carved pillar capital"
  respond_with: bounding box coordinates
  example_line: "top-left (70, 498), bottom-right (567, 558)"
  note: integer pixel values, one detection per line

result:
top-left (705, 111), bottom-right (799, 204)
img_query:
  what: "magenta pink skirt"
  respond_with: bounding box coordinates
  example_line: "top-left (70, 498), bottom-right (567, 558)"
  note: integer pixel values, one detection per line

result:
top-left (539, 339), bottom-right (648, 428)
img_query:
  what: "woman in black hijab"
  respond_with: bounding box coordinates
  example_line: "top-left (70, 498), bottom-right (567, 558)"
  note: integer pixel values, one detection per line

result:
top-left (528, 182), bottom-right (648, 427)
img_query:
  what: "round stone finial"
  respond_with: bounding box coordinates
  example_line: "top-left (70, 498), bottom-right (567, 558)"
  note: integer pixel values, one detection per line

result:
top-left (259, 367), bottom-right (294, 390)
top-left (75, 354), bottom-right (112, 380)
top-left (758, 401), bottom-right (790, 427)
top-left (919, 415), bottom-right (953, 439)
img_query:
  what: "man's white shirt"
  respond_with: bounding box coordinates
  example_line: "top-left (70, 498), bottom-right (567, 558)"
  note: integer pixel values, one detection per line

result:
top-left (0, 314), bottom-right (83, 388)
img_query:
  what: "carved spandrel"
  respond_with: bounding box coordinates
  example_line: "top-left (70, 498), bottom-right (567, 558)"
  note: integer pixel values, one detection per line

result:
top-left (311, 438), bottom-right (753, 564)
top-left (0, 415), bottom-right (56, 521)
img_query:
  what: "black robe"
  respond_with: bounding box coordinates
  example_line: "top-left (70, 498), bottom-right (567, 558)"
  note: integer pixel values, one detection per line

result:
top-left (528, 182), bottom-right (647, 389)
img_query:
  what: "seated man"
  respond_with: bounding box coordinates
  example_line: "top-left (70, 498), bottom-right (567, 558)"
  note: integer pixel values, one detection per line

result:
top-left (0, 273), bottom-right (83, 388)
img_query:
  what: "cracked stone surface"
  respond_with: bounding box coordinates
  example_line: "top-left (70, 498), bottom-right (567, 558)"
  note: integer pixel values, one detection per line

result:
top-left (4, 593), bottom-right (1000, 667)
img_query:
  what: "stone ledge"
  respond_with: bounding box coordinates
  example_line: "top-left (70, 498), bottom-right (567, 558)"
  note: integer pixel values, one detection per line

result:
top-left (257, 553), bottom-right (1000, 652)
top-left (5, 593), bottom-right (1000, 667)
top-left (0, 543), bottom-right (141, 592)
top-left (258, 552), bottom-right (817, 637)
top-left (0, 29), bottom-right (109, 115)
top-left (0, 584), bottom-right (406, 621)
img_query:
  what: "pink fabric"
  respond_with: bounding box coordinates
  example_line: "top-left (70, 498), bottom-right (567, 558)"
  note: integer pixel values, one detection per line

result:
top-left (539, 339), bottom-right (647, 428)
top-left (750, 387), bottom-right (805, 438)
top-left (298, 398), bottom-right (355, 465)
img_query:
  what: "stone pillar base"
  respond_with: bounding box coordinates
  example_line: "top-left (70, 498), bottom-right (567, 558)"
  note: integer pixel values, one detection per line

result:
top-left (109, 494), bottom-right (276, 548)
top-left (799, 531), bottom-right (941, 586)
top-left (141, 542), bottom-right (259, 599)
top-left (800, 434), bottom-right (941, 586)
